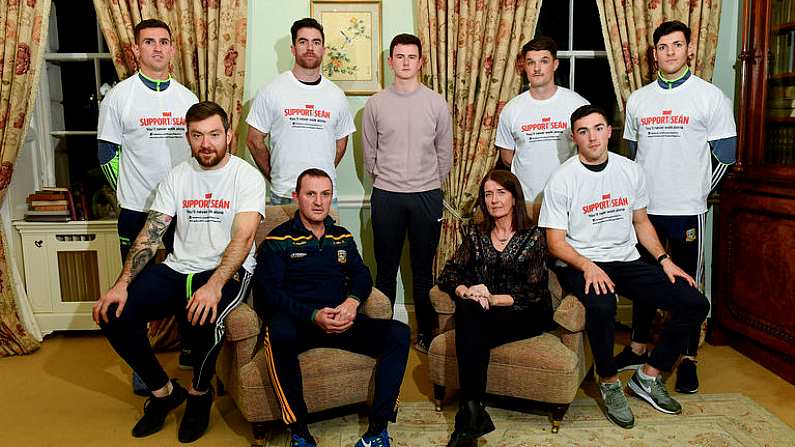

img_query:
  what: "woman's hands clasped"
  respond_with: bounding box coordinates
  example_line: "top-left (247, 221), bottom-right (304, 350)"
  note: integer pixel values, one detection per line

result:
top-left (455, 284), bottom-right (492, 310)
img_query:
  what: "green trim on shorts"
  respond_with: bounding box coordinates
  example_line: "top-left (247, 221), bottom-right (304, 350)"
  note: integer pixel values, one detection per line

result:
top-left (186, 273), bottom-right (195, 301)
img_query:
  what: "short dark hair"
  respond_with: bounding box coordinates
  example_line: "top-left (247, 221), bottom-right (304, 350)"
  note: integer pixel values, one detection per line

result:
top-left (521, 36), bottom-right (558, 59)
top-left (477, 170), bottom-right (532, 233)
top-left (296, 168), bottom-right (333, 194)
top-left (291, 18), bottom-right (324, 45)
top-left (186, 101), bottom-right (229, 132)
top-left (570, 104), bottom-right (610, 130)
top-left (134, 19), bottom-right (172, 43)
top-left (389, 33), bottom-right (422, 57)
top-left (653, 20), bottom-right (691, 45)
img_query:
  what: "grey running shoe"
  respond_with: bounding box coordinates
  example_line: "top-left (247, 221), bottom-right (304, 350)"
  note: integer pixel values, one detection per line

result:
top-left (599, 380), bottom-right (634, 429)
top-left (628, 370), bottom-right (682, 414)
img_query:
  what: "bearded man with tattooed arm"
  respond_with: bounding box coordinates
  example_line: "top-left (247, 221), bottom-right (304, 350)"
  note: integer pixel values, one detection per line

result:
top-left (93, 101), bottom-right (266, 443)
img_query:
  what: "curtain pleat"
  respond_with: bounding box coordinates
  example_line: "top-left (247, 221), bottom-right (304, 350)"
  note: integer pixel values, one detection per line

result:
top-left (596, 0), bottom-right (722, 107)
top-left (418, 0), bottom-right (543, 274)
top-left (0, 0), bottom-right (52, 356)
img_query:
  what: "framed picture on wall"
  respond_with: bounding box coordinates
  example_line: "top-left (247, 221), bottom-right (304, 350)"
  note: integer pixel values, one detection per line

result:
top-left (310, 0), bottom-right (383, 95)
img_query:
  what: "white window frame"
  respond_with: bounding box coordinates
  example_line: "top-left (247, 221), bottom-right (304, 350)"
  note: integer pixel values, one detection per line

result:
top-left (555, 0), bottom-right (608, 91)
top-left (31, 2), bottom-right (113, 189)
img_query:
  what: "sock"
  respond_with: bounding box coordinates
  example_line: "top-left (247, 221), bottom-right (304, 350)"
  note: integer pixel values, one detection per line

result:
top-left (289, 423), bottom-right (312, 441)
top-left (638, 367), bottom-right (656, 382)
top-left (152, 380), bottom-right (173, 398)
top-left (364, 420), bottom-right (387, 437)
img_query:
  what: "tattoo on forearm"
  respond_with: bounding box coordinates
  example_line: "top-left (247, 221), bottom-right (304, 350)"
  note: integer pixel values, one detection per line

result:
top-left (121, 211), bottom-right (172, 282)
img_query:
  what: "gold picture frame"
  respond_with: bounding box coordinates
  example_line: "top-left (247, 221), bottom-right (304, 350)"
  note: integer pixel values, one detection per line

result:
top-left (310, 0), bottom-right (383, 95)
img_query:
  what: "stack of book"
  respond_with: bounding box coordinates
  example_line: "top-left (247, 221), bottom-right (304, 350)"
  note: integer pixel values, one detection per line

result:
top-left (773, 0), bottom-right (795, 24)
top-left (772, 0), bottom-right (795, 75)
top-left (768, 86), bottom-right (795, 118)
top-left (24, 187), bottom-right (77, 222)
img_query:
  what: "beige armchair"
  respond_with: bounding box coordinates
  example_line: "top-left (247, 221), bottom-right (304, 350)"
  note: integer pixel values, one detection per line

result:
top-left (214, 204), bottom-right (393, 444)
top-left (427, 271), bottom-right (592, 433)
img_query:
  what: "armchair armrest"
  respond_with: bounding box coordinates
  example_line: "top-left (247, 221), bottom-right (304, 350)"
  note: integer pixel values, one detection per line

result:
top-left (222, 303), bottom-right (262, 368)
top-left (429, 285), bottom-right (456, 315)
top-left (553, 295), bottom-right (586, 333)
top-left (224, 302), bottom-right (260, 341)
top-left (361, 287), bottom-right (393, 320)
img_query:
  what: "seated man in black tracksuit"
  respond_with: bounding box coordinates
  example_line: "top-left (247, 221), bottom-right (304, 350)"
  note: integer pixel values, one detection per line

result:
top-left (253, 168), bottom-right (410, 447)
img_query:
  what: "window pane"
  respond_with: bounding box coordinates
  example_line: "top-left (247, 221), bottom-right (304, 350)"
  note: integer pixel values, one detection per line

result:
top-left (573, 0), bottom-right (605, 51)
top-left (555, 58), bottom-right (571, 89)
top-left (573, 58), bottom-right (617, 118)
top-left (99, 60), bottom-right (120, 101)
top-left (51, 0), bottom-right (100, 53)
top-left (573, 57), bottom-right (622, 148)
top-left (56, 62), bottom-right (100, 131)
top-left (536, 0), bottom-right (570, 50)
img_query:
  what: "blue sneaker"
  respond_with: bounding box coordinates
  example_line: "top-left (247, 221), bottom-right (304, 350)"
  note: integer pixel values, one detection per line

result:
top-left (355, 428), bottom-right (390, 447)
top-left (290, 433), bottom-right (317, 447)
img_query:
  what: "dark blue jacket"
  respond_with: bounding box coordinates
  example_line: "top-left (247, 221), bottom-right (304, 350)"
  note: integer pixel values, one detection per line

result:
top-left (253, 212), bottom-right (372, 322)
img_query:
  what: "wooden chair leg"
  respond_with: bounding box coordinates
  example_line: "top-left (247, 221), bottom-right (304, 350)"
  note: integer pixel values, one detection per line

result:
top-left (433, 384), bottom-right (446, 411)
top-left (550, 403), bottom-right (570, 434)
top-left (251, 422), bottom-right (269, 446)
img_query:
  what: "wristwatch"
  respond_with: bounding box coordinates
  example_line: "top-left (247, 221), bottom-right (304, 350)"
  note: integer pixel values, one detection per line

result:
top-left (657, 253), bottom-right (670, 264)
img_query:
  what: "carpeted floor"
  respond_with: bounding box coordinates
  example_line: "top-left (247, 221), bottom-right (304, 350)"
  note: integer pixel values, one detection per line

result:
top-left (262, 394), bottom-right (795, 446)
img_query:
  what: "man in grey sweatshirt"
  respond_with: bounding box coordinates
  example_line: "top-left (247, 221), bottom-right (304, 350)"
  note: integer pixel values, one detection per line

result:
top-left (362, 33), bottom-right (453, 352)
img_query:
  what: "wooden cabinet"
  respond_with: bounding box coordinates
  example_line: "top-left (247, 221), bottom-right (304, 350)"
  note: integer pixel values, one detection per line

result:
top-left (13, 220), bottom-right (121, 336)
top-left (712, 0), bottom-right (795, 384)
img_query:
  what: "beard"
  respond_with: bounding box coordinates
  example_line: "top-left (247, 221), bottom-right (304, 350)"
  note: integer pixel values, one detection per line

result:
top-left (295, 51), bottom-right (322, 70)
top-left (194, 148), bottom-right (227, 168)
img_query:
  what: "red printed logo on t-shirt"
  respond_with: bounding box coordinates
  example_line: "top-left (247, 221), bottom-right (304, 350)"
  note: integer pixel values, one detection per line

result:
top-left (519, 117), bottom-right (568, 143)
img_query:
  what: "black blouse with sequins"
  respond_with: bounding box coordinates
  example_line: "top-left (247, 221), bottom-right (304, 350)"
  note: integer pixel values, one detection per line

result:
top-left (437, 224), bottom-right (552, 315)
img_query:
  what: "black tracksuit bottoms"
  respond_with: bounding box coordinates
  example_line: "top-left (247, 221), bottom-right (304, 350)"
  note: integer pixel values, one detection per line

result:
top-left (554, 260), bottom-right (709, 379)
top-left (263, 312), bottom-right (410, 426)
top-left (370, 187), bottom-right (442, 337)
top-left (100, 263), bottom-right (251, 392)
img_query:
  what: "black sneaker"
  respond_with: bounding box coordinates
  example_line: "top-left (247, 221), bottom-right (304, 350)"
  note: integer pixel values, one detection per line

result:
top-left (675, 358), bottom-right (699, 394)
top-left (178, 348), bottom-right (193, 371)
top-left (413, 333), bottom-right (431, 354)
top-left (178, 389), bottom-right (214, 443)
top-left (132, 380), bottom-right (188, 438)
top-left (613, 346), bottom-right (649, 372)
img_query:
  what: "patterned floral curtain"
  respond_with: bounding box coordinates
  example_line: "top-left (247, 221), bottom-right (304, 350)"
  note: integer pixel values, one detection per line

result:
top-left (92, 0), bottom-right (248, 148)
top-left (0, 0), bottom-right (51, 356)
top-left (418, 0), bottom-right (543, 273)
top-left (596, 0), bottom-right (722, 106)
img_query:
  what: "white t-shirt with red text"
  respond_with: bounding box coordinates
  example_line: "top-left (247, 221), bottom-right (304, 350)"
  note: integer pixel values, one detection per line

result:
top-left (246, 71), bottom-right (356, 197)
top-left (97, 75), bottom-right (198, 211)
top-left (495, 87), bottom-right (589, 202)
top-left (150, 155), bottom-right (266, 274)
top-left (623, 75), bottom-right (736, 215)
top-left (539, 154), bottom-right (648, 263)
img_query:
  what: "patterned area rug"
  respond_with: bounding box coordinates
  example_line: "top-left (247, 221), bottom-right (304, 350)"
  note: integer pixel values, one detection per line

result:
top-left (260, 394), bottom-right (795, 446)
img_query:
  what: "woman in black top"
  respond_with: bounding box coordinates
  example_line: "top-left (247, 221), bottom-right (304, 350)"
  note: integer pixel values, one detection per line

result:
top-left (437, 169), bottom-right (553, 447)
